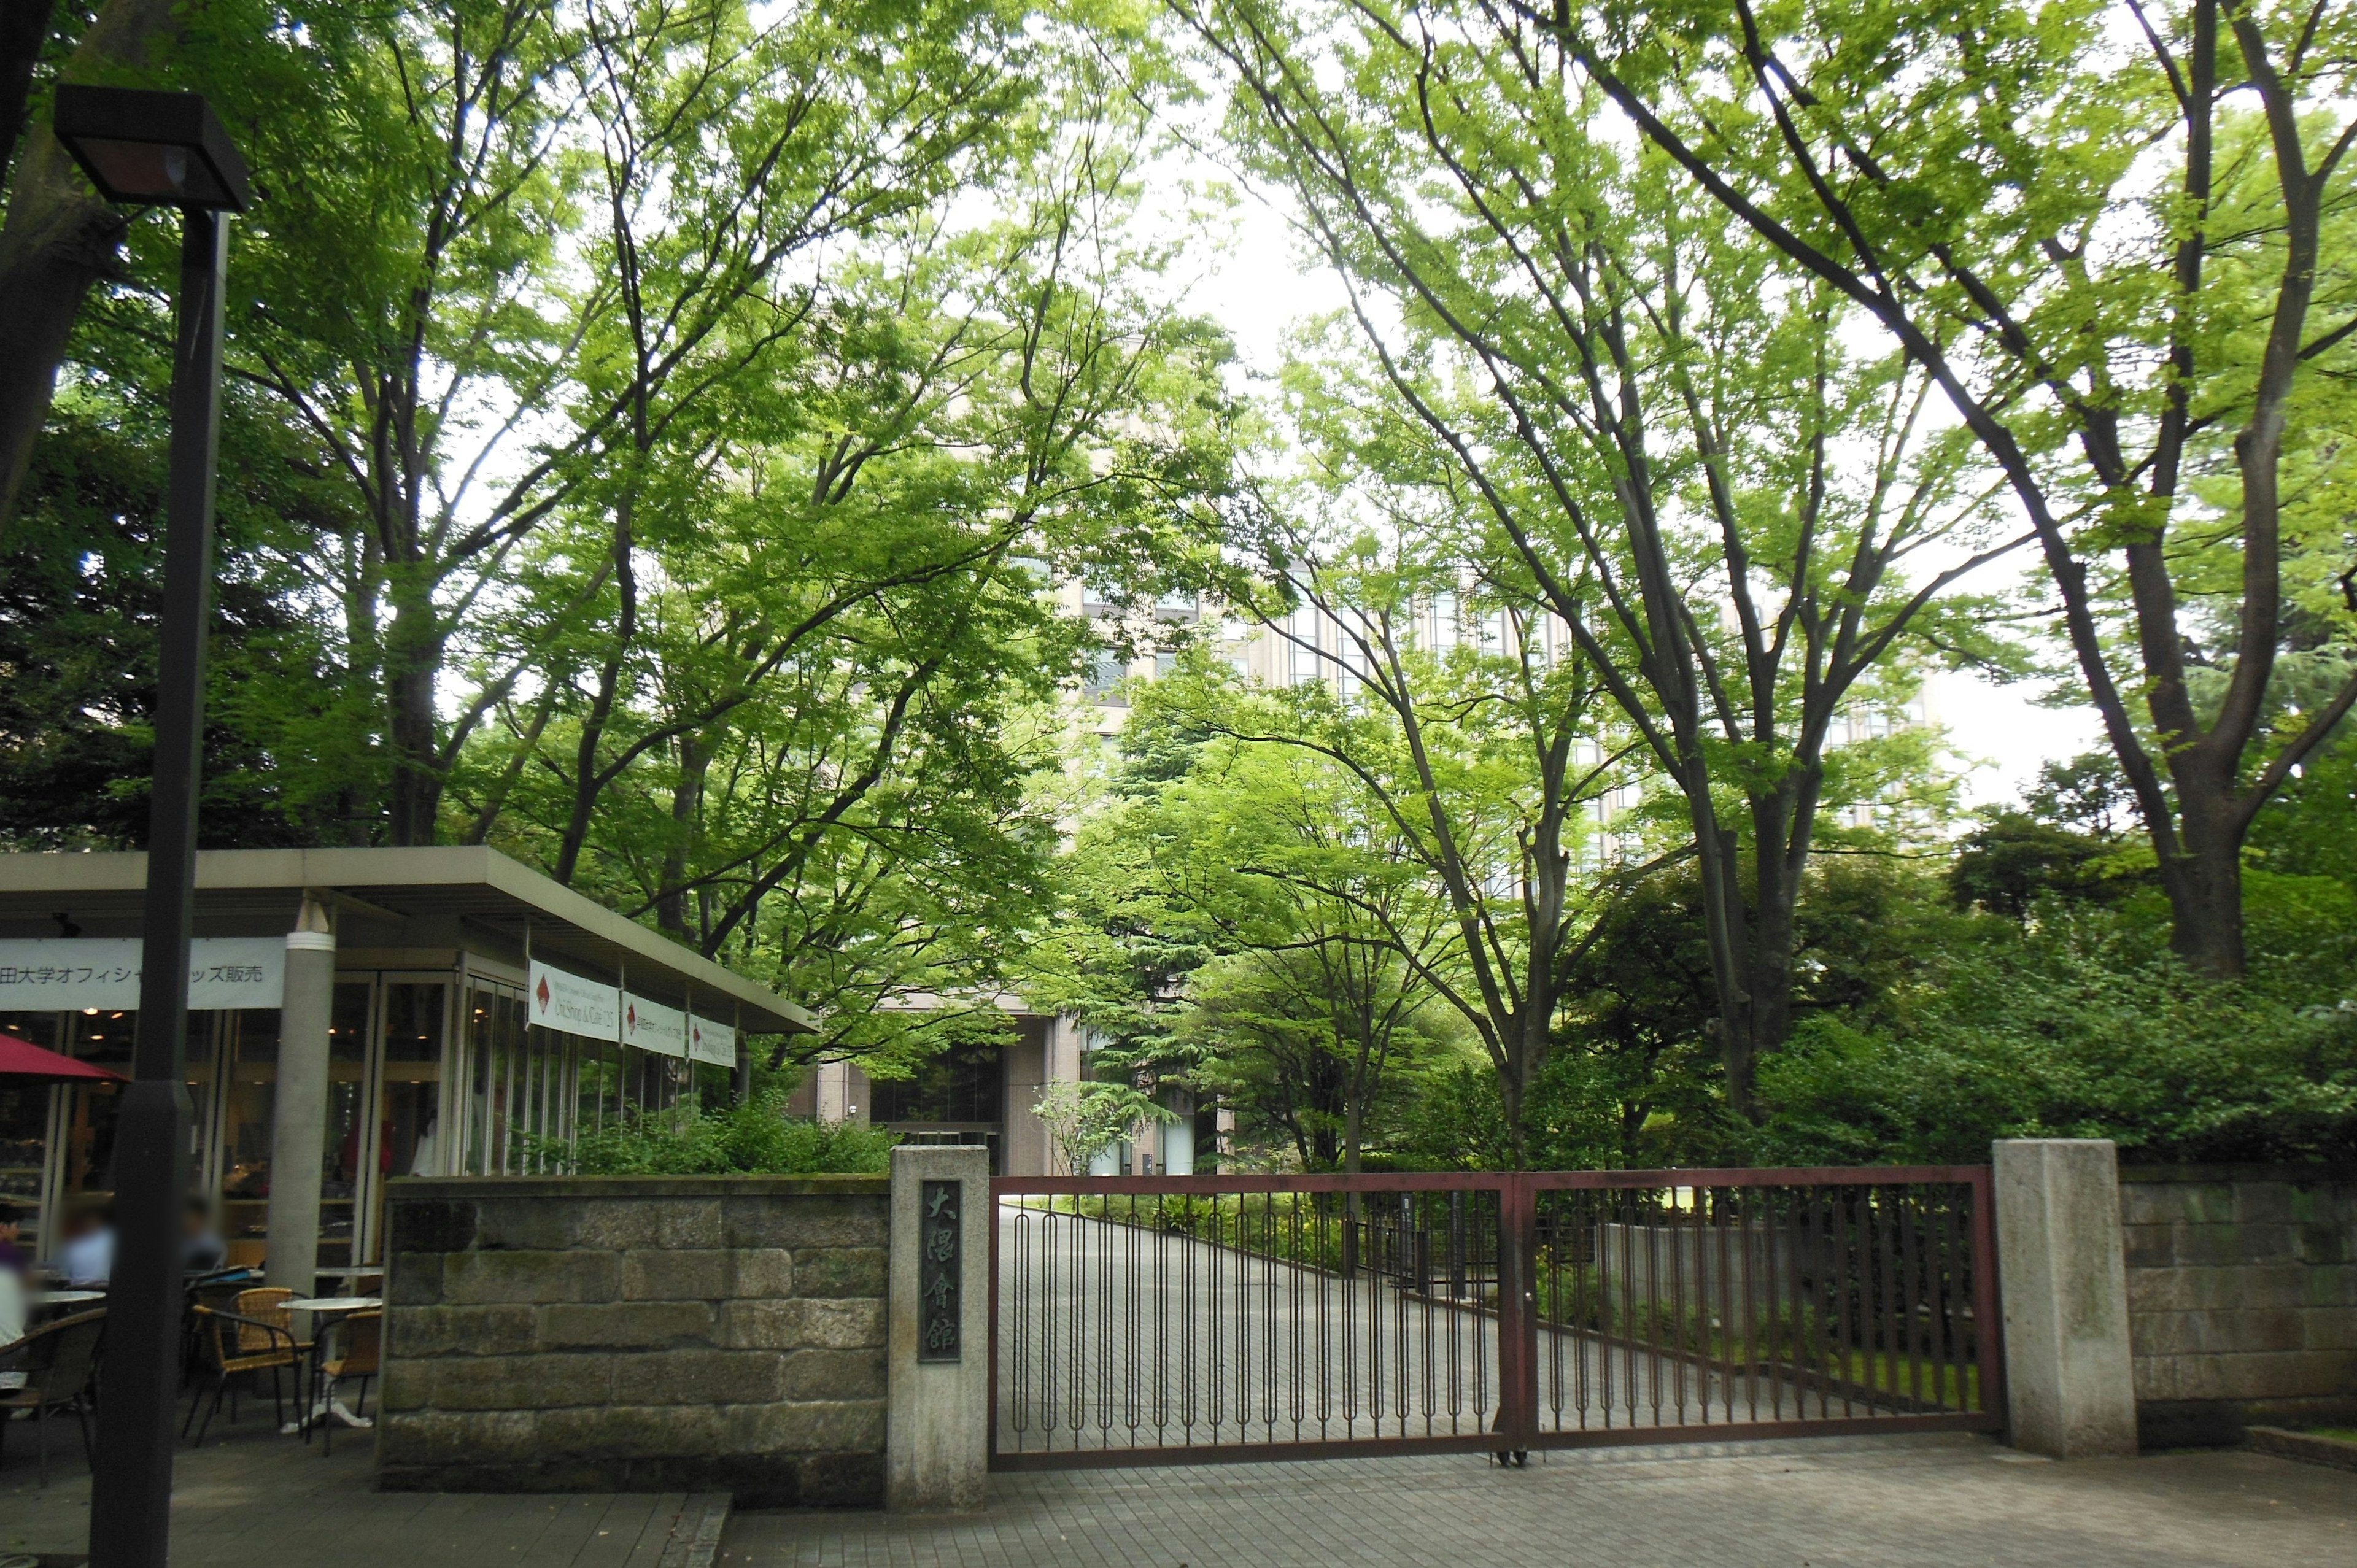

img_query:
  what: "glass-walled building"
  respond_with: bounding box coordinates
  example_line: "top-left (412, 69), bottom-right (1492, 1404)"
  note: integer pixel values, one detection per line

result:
top-left (0, 846), bottom-right (813, 1272)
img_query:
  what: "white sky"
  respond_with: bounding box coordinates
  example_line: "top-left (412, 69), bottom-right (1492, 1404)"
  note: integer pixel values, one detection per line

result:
top-left (1158, 149), bottom-right (2107, 814)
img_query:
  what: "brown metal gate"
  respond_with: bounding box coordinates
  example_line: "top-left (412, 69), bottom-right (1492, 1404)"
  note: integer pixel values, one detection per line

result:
top-left (989, 1167), bottom-right (2003, 1469)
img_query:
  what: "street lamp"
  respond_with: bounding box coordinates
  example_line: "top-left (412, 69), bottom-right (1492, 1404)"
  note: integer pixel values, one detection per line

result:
top-left (53, 83), bottom-right (250, 1568)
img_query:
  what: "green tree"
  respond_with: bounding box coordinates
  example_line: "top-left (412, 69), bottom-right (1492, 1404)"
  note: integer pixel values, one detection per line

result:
top-left (1180, 0), bottom-right (2013, 1111)
top-left (1554, 0), bottom-right (2357, 978)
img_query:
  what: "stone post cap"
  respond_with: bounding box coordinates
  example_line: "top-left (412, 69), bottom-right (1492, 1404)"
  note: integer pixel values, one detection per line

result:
top-left (1992, 1137), bottom-right (2119, 1149)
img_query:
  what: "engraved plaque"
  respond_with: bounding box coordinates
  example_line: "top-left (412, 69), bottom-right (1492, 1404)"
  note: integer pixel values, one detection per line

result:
top-left (918, 1178), bottom-right (961, 1362)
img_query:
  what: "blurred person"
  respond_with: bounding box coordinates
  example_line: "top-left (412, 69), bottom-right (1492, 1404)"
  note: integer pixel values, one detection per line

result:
top-left (0, 1201), bottom-right (25, 1360)
top-left (183, 1194), bottom-right (227, 1272)
top-left (0, 1199), bottom-right (27, 1278)
top-left (56, 1195), bottom-right (113, 1288)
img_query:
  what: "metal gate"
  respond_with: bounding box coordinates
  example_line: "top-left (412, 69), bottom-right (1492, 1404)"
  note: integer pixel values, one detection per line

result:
top-left (989, 1167), bottom-right (2003, 1469)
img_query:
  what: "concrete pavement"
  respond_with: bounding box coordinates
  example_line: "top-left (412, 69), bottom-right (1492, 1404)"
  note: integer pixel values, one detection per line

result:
top-left (722, 1432), bottom-right (2357, 1567)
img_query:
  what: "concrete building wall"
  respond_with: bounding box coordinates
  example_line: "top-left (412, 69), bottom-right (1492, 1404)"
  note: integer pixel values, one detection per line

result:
top-left (379, 1175), bottom-right (889, 1505)
top-left (1000, 1017), bottom-right (1051, 1178)
top-left (2119, 1165), bottom-right (2357, 1447)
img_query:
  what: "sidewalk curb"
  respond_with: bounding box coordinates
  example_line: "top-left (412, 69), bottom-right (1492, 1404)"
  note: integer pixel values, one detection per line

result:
top-left (656, 1493), bottom-right (730, 1568)
top-left (2245, 1426), bottom-right (2357, 1473)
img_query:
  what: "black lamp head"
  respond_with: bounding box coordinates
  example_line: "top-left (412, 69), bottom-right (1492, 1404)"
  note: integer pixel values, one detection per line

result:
top-left (53, 85), bottom-right (251, 212)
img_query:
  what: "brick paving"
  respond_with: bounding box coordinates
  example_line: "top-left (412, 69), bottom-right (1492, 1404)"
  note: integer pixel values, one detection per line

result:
top-left (3, 1421), bottom-right (719, 1568)
top-left (721, 1432), bottom-right (2357, 1567)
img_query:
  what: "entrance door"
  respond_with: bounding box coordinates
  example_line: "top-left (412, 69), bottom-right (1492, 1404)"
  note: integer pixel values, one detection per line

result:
top-left (345, 973), bottom-right (452, 1265)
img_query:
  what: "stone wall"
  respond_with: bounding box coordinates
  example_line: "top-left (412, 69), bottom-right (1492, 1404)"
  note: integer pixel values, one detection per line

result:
top-left (379, 1175), bottom-right (889, 1506)
top-left (2119, 1165), bottom-right (2357, 1448)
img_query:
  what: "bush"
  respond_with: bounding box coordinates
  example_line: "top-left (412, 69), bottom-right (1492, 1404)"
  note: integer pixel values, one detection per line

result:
top-left (543, 1090), bottom-right (898, 1175)
top-left (1751, 908), bottom-right (2357, 1166)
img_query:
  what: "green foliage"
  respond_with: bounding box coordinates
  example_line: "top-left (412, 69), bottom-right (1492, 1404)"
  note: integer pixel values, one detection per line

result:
top-left (1948, 814), bottom-right (2123, 920)
top-left (547, 1090), bottom-right (899, 1176)
top-left (1752, 910), bottom-right (2357, 1167)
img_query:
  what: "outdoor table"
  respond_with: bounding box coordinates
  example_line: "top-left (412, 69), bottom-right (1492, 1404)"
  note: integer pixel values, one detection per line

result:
top-left (28, 1288), bottom-right (105, 1316)
top-left (281, 1296), bottom-right (381, 1441)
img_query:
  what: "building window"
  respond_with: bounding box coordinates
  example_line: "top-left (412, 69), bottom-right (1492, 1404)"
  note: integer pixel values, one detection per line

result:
top-left (1290, 605), bottom-right (1322, 686)
top-left (867, 1038), bottom-right (1004, 1127)
top-left (1083, 651), bottom-right (1129, 706)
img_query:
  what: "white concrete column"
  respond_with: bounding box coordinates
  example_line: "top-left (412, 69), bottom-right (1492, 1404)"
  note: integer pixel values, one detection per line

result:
top-left (265, 890), bottom-right (335, 1294)
top-left (1994, 1138), bottom-right (2139, 1458)
top-left (886, 1143), bottom-right (990, 1511)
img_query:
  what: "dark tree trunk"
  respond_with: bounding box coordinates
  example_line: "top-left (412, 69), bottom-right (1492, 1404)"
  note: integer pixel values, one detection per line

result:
top-left (0, 0), bottom-right (60, 183)
top-left (0, 0), bottom-right (180, 531)
top-left (656, 730), bottom-right (708, 937)
top-left (2164, 803), bottom-right (2248, 979)
top-left (554, 508), bottom-right (638, 885)
top-left (383, 570), bottom-right (445, 844)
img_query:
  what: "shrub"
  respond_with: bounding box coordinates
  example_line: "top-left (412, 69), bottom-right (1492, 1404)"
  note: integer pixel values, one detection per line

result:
top-left (538, 1089), bottom-right (898, 1175)
top-left (1751, 908), bottom-right (2357, 1166)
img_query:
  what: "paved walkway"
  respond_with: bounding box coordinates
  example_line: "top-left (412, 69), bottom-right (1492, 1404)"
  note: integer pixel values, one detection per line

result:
top-left (3, 1420), bottom-right (722, 1568)
top-left (722, 1432), bottom-right (2357, 1567)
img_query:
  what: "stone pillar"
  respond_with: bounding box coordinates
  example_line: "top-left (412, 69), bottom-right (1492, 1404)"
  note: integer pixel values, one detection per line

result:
top-left (265, 890), bottom-right (335, 1294)
top-left (885, 1143), bottom-right (989, 1511)
top-left (1994, 1138), bottom-right (2138, 1458)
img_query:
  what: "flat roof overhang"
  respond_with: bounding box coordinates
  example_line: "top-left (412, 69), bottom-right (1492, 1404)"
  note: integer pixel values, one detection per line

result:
top-left (0, 845), bottom-right (814, 1035)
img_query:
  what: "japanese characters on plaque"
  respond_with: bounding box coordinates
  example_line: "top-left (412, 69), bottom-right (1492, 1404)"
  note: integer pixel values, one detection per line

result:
top-left (0, 937), bottom-right (285, 1011)
top-left (918, 1180), bottom-right (962, 1362)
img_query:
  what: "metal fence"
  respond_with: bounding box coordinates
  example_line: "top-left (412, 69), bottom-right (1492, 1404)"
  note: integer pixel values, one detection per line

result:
top-left (989, 1167), bottom-right (2002, 1469)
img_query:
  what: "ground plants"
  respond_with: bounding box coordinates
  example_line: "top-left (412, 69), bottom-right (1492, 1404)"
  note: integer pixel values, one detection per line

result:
top-left (540, 1089), bottom-right (898, 1175)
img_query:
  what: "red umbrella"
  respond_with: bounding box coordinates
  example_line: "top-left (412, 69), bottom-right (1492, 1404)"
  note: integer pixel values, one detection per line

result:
top-left (0, 1032), bottom-right (125, 1083)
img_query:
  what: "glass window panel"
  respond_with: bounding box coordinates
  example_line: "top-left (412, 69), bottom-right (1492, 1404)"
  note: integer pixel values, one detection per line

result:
top-left (463, 989), bottom-right (492, 1175)
top-left (0, 1011), bottom-right (59, 1254)
top-left (381, 983), bottom-right (444, 1178)
top-left (217, 1008), bottom-right (281, 1269)
top-left (320, 981), bottom-right (372, 1268)
top-left (185, 1011), bottom-right (220, 1173)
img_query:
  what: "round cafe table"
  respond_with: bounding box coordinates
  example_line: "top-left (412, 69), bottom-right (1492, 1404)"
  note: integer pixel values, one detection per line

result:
top-left (281, 1296), bottom-right (382, 1440)
top-left (28, 1289), bottom-right (104, 1317)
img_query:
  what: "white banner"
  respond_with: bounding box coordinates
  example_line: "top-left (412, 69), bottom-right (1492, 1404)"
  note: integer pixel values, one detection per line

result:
top-left (188, 938), bottom-right (288, 1010)
top-left (687, 1013), bottom-right (737, 1068)
top-left (528, 959), bottom-right (620, 1042)
top-left (0, 937), bottom-right (286, 1011)
top-left (621, 992), bottom-right (686, 1059)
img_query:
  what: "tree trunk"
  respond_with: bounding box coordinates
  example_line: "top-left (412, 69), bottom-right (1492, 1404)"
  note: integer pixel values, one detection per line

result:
top-left (0, 0), bottom-right (182, 533)
top-left (553, 508), bottom-right (638, 885)
top-left (1687, 793), bottom-right (1760, 1117)
top-left (656, 730), bottom-right (707, 937)
top-left (1498, 1068), bottom-right (1527, 1169)
top-left (0, 0), bottom-right (59, 185)
top-left (383, 568), bottom-right (445, 845)
top-left (1735, 783), bottom-right (1808, 1119)
top-left (2164, 799), bottom-right (2248, 978)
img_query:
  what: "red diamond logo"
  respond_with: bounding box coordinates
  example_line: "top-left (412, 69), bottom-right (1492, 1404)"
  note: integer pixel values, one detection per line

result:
top-left (535, 976), bottom-right (550, 1011)
top-left (627, 1003), bottom-right (637, 1031)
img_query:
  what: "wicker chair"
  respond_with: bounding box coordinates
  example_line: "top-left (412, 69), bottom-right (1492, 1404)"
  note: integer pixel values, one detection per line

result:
top-left (314, 1309), bottom-right (381, 1455)
top-left (0, 1308), bottom-right (106, 1485)
top-left (183, 1292), bottom-right (306, 1444)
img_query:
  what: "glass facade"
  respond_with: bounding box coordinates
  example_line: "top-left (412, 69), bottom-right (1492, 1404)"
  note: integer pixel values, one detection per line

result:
top-left (0, 1010), bottom-right (65, 1255)
top-left (212, 1009), bottom-right (281, 1267)
top-left (7, 958), bottom-right (722, 1270)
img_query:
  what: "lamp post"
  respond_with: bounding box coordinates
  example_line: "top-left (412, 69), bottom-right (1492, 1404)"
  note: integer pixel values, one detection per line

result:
top-left (52, 84), bottom-right (250, 1568)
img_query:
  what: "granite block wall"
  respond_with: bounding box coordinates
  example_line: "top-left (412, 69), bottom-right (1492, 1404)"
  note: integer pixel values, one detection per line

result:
top-left (2119, 1166), bottom-right (2357, 1447)
top-left (378, 1175), bottom-right (889, 1506)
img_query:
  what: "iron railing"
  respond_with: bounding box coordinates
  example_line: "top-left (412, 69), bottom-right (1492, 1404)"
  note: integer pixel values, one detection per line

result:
top-left (989, 1167), bottom-right (2002, 1469)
